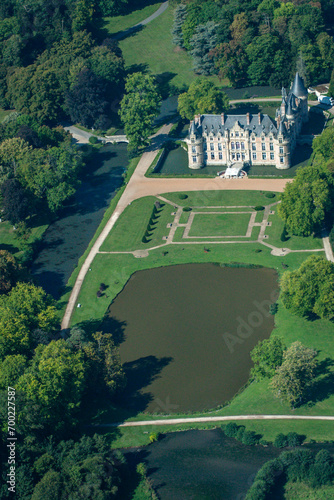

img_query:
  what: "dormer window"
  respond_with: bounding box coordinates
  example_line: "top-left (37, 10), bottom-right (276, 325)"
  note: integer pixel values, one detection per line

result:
top-left (210, 136), bottom-right (213, 141)
top-left (235, 131), bottom-right (239, 137)
top-left (191, 138), bottom-right (195, 143)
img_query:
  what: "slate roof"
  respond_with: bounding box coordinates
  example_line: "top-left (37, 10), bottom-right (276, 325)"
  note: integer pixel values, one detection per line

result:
top-left (291, 72), bottom-right (308, 98)
top-left (190, 113), bottom-right (278, 137)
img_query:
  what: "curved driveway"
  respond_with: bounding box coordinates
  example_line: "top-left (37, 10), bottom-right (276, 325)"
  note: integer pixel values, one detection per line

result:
top-left (112, 1), bottom-right (169, 40)
top-left (61, 119), bottom-right (290, 329)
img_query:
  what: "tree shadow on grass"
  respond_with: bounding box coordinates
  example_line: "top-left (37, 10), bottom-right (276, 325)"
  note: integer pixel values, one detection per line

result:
top-left (74, 316), bottom-right (127, 345)
top-left (307, 357), bottom-right (334, 405)
top-left (0, 243), bottom-right (19, 253)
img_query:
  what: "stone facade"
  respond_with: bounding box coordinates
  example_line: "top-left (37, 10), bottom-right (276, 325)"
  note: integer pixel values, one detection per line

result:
top-left (186, 73), bottom-right (308, 170)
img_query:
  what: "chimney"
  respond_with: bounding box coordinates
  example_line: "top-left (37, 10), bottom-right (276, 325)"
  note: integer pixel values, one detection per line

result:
top-left (221, 113), bottom-right (225, 125)
top-left (246, 112), bottom-right (250, 125)
top-left (258, 112), bottom-right (261, 125)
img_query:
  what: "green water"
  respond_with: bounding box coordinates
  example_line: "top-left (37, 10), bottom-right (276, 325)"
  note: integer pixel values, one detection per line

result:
top-left (108, 263), bottom-right (278, 413)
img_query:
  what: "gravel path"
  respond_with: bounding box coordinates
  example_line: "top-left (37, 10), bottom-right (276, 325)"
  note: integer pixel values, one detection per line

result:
top-left (95, 414), bottom-right (334, 427)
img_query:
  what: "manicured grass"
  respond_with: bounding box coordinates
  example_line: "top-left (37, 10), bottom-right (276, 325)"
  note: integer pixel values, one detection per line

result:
top-left (165, 190), bottom-right (277, 207)
top-left (266, 211), bottom-right (324, 250)
top-left (119, 6), bottom-right (225, 90)
top-left (100, 196), bottom-right (172, 252)
top-left (284, 482), bottom-right (334, 499)
top-left (97, 3), bottom-right (162, 37)
top-left (188, 213), bottom-right (252, 237)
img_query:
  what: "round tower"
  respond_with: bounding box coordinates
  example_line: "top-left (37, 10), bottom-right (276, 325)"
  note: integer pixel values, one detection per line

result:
top-left (187, 118), bottom-right (204, 169)
top-left (291, 72), bottom-right (308, 122)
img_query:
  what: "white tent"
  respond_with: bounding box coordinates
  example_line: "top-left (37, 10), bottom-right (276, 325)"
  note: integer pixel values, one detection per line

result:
top-left (224, 163), bottom-right (243, 178)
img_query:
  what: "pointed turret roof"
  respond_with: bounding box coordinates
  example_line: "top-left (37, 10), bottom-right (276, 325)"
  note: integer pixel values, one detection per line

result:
top-left (286, 96), bottom-right (294, 119)
top-left (190, 121), bottom-right (199, 137)
top-left (291, 72), bottom-right (308, 98)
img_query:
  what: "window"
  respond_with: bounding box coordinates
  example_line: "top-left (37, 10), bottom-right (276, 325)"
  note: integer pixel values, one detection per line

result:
top-left (231, 153), bottom-right (236, 160)
top-left (218, 136), bottom-right (221, 141)
top-left (236, 153), bottom-right (240, 160)
top-left (192, 146), bottom-right (196, 153)
top-left (261, 136), bottom-right (265, 141)
top-left (252, 152), bottom-right (257, 160)
top-left (231, 142), bottom-right (235, 150)
top-left (261, 143), bottom-right (266, 151)
top-left (204, 143), bottom-right (207, 151)
top-left (223, 144), bottom-right (226, 149)
top-left (252, 136), bottom-right (255, 141)
top-left (236, 142), bottom-right (240, 150)
top-left (210, 143), bottom-right (214, 151)
top-left (241, 133), bottom-right (244, 137)
top-left (191, 138), bottom-right (195, 144)
top-left (242, 153), bottom-right (245, 160)
top-left (235, 131), bottom-right (239, 137)
top-left (211, 152), bottom-right (215, 160)
top-left (231, 133), bottom-right (234, 137)
top-left (219, 152), bottom-right (223, 160)
top-left (192, 156), bottom-right (197, 163)
top-left (270, 152), bottom-right (274, 160)
top-left (241, 142), bottom-right (245, 150)
top-left (262, 152), bottom-right (267, 160)
top-left (280, 156), bottom-right (284, 163)
top-left (218, 143), bottom-right (222, 151)
top-left (252, 143), bottom-right (256, 151)
top-left (279, 138), bottom-right (283, 144)
top-left (210, 136), bottom-right (213, 141)
top-left (270, 143), bottom-right (274, 151)
top-left (270, 136), bottom-right (273, 141)
top-left (279, 146), bottom-right (283, 154)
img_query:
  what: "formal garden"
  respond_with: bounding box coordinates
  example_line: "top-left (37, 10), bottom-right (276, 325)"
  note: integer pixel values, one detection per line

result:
top-left (60, 188), bottom-right (334, 449)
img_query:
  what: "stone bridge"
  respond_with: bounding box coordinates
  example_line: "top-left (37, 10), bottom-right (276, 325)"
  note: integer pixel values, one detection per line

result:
top-left (103, 135), bottom-right (129, 144)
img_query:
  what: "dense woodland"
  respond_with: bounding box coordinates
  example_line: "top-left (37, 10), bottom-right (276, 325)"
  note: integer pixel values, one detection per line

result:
top-left (172, 0), bottom-right (334, 87)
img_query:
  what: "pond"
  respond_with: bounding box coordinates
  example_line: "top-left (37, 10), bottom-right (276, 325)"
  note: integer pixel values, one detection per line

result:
top-left (108, 263), bottom-right (278, 414)
top-left (32, 143), bottom-right (128, 298)
top-left (123, 429), bottom-right (281, 500)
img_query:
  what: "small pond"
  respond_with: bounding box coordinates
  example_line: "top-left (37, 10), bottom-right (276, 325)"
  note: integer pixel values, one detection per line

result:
top-left (124, 429), bottom-right (281, 500)
top-left (108, 263), bottom-right (278, 413)
top-left (32, 143), bottom-right (128, 298)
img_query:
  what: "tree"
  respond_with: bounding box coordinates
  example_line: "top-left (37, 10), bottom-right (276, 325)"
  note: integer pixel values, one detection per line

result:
top-left (119, 72), bottom-right (160, 150)
top-left (17, 340), bottom-right (86, 432)
top-left (0, 137), bottom-right (31, 185)
top-left (83, 332), bottom-right (125, 395)
top-left (280, 255), bottom-right (334, 319)
top-left (270, 341), bottom-right (318, 408)
top-left (172, 3), bottom-right (187, 48)
top-left (328, 67), bottom-right (334, 98)
top-left (178, 78), bottom-right (229, 120)
top-left (250, 336), bottom-right (285, 380)
top-left (0, 354), bottom-right (27, 389)
top-left (190, 21), bottom-right (218, 75)
top-left (66, 69), bottom-right (108, 129)
top-left (278, 163), bottom-right (334, 236)
top-left (0, 282), bottom-right (58, 358)
top-left (1, 178), bottom-right (30, 224)
top-left (312, 127), bottom-right (334, 162)
top-left (0, 250), bottom-right (21, 294)
top-left (246, 34), bottom-right (280, 85)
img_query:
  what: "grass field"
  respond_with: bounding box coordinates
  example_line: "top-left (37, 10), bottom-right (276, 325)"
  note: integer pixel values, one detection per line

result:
top-left (118, 6), bottom-right (225, 90)
top-left (165, 190), bottom-right (278, 207)
top-left (188, 212), bottom-right (252, 237)
top-left (0, 218), bottom-right (49, 256)
top-left (100, 196), bottom-right (172, 252)
top-left (284, 482), bottom-right (334, 499)
top-left (96, 3), bottom-right (162, 37)
top-left (265, 211), bottom-right (323, 250)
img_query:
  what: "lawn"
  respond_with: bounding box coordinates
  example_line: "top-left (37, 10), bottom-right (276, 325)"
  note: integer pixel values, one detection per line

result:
top-left (266, 210), bottom-right (323, 250)
top-left (0, 218), bottom-right (49, 256)
top-left (284, 482), bottom-right (334, 499)
top-left (188, 212), bottom-right (252, 237)
top-left (100, 196), bottom-right (173, 252)
top-left (0, 108), bottom-right (14, 122)
top-left (96, 3), bottom-right (162, 37)
top-left (165, 190), bottom-right (278, 207)
top-left (118, 6), bottom-right (225, 90)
